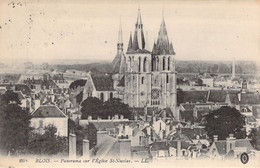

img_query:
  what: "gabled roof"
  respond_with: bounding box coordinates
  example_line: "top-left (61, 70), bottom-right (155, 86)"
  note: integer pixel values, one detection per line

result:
top-left (32, 105), bottom-right (67, 118)
top-left (91, 74), bottom-right (114, 91)
top-left (182, 90), bottom-right (209, 103)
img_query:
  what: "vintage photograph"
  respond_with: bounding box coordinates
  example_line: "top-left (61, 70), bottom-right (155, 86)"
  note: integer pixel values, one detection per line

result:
top-left (0, 0), bottom-right (259, 167)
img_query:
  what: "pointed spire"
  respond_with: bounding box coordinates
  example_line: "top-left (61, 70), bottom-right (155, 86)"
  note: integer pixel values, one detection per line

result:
top-left (127, 32), bottom-right (133, 52)
top-left (118, 16), bottom-right (123, 44)
top-left (132, 7), bottom-right (145, 51)
top-left (153, 11), bottom-right (174, 55)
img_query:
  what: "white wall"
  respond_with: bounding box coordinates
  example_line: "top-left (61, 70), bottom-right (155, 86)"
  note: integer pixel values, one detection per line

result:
top-left (31, 117), bottom-right (68, 137)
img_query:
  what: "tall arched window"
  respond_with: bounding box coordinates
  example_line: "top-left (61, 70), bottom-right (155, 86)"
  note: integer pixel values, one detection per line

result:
top-left (156, 57), bottom-right (159, 71)
top-left (141, 77), bottom-right (145, 84)
top-left (143, 57), bottom-right (147, 72)
top-left (163, 57), bottom-right (166, 70)
top-left (110, 92), bottom-right (113, 99)
top-left (168, 57), bottom-right (171, 70)
top-left (166, 74), bottom-right (169, 83)
top-left (138, 57), bottom-right (141, 72)
top-left (100, 92), bottom-right (104, 102)
top-left (128, 56), bottom-right (131, 71)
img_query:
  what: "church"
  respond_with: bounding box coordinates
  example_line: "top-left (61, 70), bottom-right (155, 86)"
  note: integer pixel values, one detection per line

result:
top-left (83, 8), bottom-right (178, 119)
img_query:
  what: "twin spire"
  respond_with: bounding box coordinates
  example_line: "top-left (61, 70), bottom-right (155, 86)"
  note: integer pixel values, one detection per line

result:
top-left (116, 7), bottom-right (175, 55)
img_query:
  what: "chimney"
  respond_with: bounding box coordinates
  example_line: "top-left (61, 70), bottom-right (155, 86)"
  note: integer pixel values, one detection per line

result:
top-left (88, 115), bottom-right (92, 121)
top-left (162, 110), bottom-right (166, 122)
top-left (238, 92), bottom-right (241, 102)
top-left (134, 115), bottom-right (137, 121)
top-left (82, 139), bottom-right (90, 158)
top-left (213, 135), bottom-right (218, 142)
top-left (146, 126), bottom-right (151, 136)
top-left (97, 131), bottom-right (109, 146)
top-left (226, 134), bottom-right (236, 152)
top-left (177, 140), bottom-right (182, 157)
top-left (124, 125), bottom-right (129, 137)
top-left (69, 133), bottom-right (76, 158)
top-left (120, 115), bottom-right (124, 120)
top-left (118, 124), bottom-right (123, 136)
top-left (118, 139), bottom-right (131, 159)
top-left (115, 114), bottom-right (119, 120)
top-left (153, 116), bottom-right (156, 123)
top-left (165, 125), bottom-right (170, 136)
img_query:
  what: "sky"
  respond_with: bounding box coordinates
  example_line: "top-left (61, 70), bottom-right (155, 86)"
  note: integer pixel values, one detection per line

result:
top-left (0, 0), bottom-right (259, 63)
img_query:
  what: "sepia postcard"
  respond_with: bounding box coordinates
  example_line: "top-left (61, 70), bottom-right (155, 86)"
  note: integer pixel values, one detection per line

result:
top-left (0, 0), bottom-right (260, 167)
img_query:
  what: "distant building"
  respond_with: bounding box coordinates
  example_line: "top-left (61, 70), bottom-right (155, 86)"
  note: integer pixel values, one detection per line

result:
top-left (31, 105), bottom-right (68, 137)
top-left (208, 134), bottom-right (253, 159)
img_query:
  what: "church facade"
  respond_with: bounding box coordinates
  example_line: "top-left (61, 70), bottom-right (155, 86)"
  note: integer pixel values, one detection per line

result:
top-left (83, 9), bottom-right (178, 118)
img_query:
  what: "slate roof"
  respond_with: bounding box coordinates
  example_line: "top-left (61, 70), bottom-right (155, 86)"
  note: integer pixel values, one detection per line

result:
top-left (228, 93), bottom-right (240, 104)
top-left (41, 80), bottom-right (58, 89)
top-left (52, 74), bottom-right (65, 80)
top-left (246, 115), bottom-right (257, 123)
top-left (214, 139), bottom-right (253, 155)
top-left (117, 75), bottom-right (125, 87)
top-left (214, 141), bottom-right (226, 155)
top-left (182, 90), bottom-right (209, 103)
top-left (168, 141), bottom-right (191, 150)
top-left (32, 105), bottom-right (67, 118)
top-left (149, 141), bottom-right (169, 151)
top-left (240, 93), bottom-right (260, 105)
top-left (208, 90), bottom-right (227, 103)
top-left (91, 74), bottom-right (114, 91)
top-left (235, 139), bottom-right (254, 152)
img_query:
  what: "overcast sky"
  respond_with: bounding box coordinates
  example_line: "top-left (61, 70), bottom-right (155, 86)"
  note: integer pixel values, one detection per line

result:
top-left (0, 0), bottom-right (259, 63)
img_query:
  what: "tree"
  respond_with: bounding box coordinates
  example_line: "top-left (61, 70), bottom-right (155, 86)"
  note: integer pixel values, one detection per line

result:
top-left (27, 124), bottom-right (68, 155)
top-left (204, 106), bottom-right (246, 141)
top-left (81, 97), bottom-right (103, 119)
top-left (0, 91), bottom-right (32, 155)
top-left (69, 79), bottom-right (87, 90)
top-left (248, 127), bottom-right (260, 150)
top-left (103, 98), bottom-right (132, 119)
